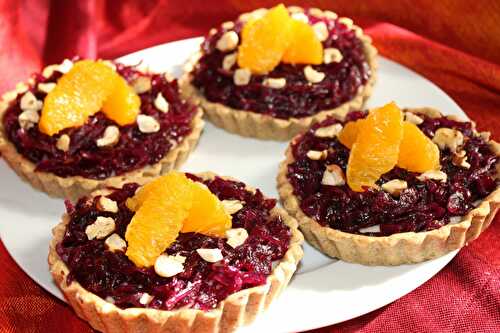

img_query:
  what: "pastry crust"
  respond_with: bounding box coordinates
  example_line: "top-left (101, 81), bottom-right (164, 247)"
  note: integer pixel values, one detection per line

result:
top-left (179, 7), bottom-right (377, 141)
top-left (277, 107), bottom-right (500, 265)
top-left (48, 172), bottom-right (304, 333)
top-left (0, 85), bottom-right (205, 202)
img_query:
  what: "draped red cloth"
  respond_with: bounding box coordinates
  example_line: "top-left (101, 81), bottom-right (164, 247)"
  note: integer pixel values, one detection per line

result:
top-left (1, 1), bottom-right (499, 332)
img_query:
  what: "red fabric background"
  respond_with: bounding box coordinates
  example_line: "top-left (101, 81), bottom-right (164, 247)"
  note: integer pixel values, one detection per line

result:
top-left (1, 0), bottom-right (499, 332)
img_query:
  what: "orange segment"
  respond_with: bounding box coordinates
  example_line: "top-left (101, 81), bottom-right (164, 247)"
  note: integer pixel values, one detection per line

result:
top-left (282, 19), bottom-right (323, 65)
top-left (237, 4), bottom-right (293, 74)
top-left (102, 75), bottom-right (141, 126)
top-left (39, 60), bottom-right (117, 136)
top-left (181, 182), bottom-right (232, 237)
top-left (338, 119), bottom-right (364, 149)
top-left (397, 122), bottom-right (440, 172)
top-left (39, 60), bottom-right (140, 136)
top-left (125, 172), bottom-right (193, 267)
top-left (346, 102), bottom-right (404, 192)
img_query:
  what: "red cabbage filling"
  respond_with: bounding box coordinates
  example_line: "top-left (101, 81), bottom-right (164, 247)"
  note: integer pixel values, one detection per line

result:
top-left (56, 175), bottom-right (291, 311)
top-left (2, 63), bottom-right (197, 179)
top-left (287, 111), bottom-right (498, 236)
top-left (191, 10), bottom-right (371, 119)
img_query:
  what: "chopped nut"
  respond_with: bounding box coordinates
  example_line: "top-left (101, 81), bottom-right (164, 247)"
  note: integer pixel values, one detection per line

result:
top-left (58, 59), bottom-right (74, 74)
top-left (417, 170), bottom-right (447, 182)
top-left (321, 164), bottom-right (345, 186)
top-left (222, 199), bottom-right (244, 215)
top-left (432, 128), bottom-right (464, 153)
top-left (18, 109), bottom-right (40, 129)
top-left (139, 293), bottom-right (153, 305)
top-left (85, 216), bottom-right (115, 240)
top-left (37, 82), bottom-right (57, 94)
top-left (262, 77), bottom-right (286, 89)
top-left (304, 65), bottom-right (325, 83)
top-left (312, 22), bottom-right (329, 42)
top-left (233, 68), bottom-right (251, 86)
top-left (56, 134), bottom-right (71, 152)
top-left (15, 82), bottom-right (29, 94)
top-left (104, 233), bottom-right (127, 252)
top-left (222, 53), bottom-right (237, 71)
top-left (323, 10), bottom-right (338, 19)
top-left (216, 31), bottom-right (239, 52)
top-left (42, 64), bottom-right (59, 78)
top-left (154, 254), bottom-right (186, 278)
top-left (196, 248), bottom-right (223, 263)
top-left (338, 17), bottom-right (354, 27)
top-left (287, 6), bottom-right (303, 13)
top-left (309, 8), bottom-right (324, 17)
top-left (132, 76), bottom-right (152, 94)
top-left (101, 60), bottom-right (117, 71)
top-left (105, 296), bottom-right (115, 303)
top-left (291, 12), bottom-right (309, 23)
top-left (226, 228), bottom-right (249, 248)
top-left (97, 125), bottom-right (120, 147)
top-left (307, 149), bottom-right (328, 160)
top-left (452, 150), bottom-right (471, 169)
top-left (359, 225), bottom-right (381, 233)
top-left (97, 196), bottom-right (118, 213)
top-left (20, 91), bottom-right (43, 111)
top-left (353, 26), bottom-right (364, 38)
top-left (381, 179), bottom-right (407, 196)
top-left (221, 21), bottom-right (235, 30)
top-left (404, 112), bottom-right (424, 125)
top-left (208, 28), bottom-right (217, 36)
top-left (323, 48), bottom-right (343, 64)
top-left (154, 92), bottom-right (169, 113)
top-left (137, 115), bottom-right (160, 133)
top-left (314, 123), bottom-right (343, 138)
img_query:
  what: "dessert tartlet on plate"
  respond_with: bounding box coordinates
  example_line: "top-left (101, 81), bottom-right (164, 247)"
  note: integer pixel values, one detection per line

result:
top-left (180, 5), bottom-right (377, 140)
top-left (48, 171), bottom-right (303, 333)
top-left (0, 59), bottom-right (204, 200)
top-left (277, 103), bottom-right (499, 265)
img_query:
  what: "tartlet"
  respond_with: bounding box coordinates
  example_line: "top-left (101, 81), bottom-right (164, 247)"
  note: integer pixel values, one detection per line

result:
top-left (277, 107), bottom-right (499, 265)
top-left (0, 59), bottom-right (204, 201)
top-left (48, 172), bottom-right (303, 333)
top-left (180, 6), bottom-right (377, 140)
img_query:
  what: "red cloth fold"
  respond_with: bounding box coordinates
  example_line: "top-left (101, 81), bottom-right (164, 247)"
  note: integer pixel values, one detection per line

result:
top-left (0, 1), bottom-right (499, 332)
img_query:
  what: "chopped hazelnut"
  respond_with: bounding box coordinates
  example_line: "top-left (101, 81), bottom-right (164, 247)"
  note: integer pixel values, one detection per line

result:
top-left (338, 17), bottom-right (354, 27)
top-left (139, 293), bottom-right (153, 305)
top-left (404, 112), bottom-right (424, 125)
top-left (56, 134), bottom-right (71, 152)
top-left (262, 77), bottom-right (286, 89)
top-left (42, 64), bottom-right (59, 78)
top-left (222, 53), bottom-right (237, 71)
top-left (323, 48), bottom-right (343, 64)
top-left (216, 31), bottom-right (239, 52)
top-left (37, 82), bottom-right (57, 94)
top-left (417, 170), bottom-right (447, 182)
top-left (323, 10), bottom-right (338, 19)
top-left (321, 164), bottom-right (345, 186)
top-left (309, 8), bottom-right (324, 17)
top-left (18, 109), bottom-right (40, 129)
top-left (452, 150), bottom-right (471, 169)
top-left (304, 66), bottom-right (325, 83)
top-left (57, 59), bottom-right (74, 74)
top-left (20, 91), bottom-right (43, 111)
top-left (307, 149), bottom-right (328, 160)
top-left (96, 126), bottom-right (120, 147)
top-left (312, 22), bottom-right (329, 42)
top-left (104, 233), bottom-right (127, 252)
top-left (85, 216), bottom-right (115, 240)
top-left (314, 123), bottom-right (343, 138)
top-left (154, 254), bottom-right (186, 278)
top-left (221, 199), bottom-right (244, 215)
top-left (432, 128), bottom-right (464, 153)
top-left (97, 196), bottom-right (118, 213)
top-left (132, 76), bottom-right (152, 94)
top-left (196, 248), bottom-right (223, 263)
top-left (154, 92), bottom-right (169, 113)
top-left (226, 228), bottom-right (249, 248)
top-left (233, 68), bottom-right (251, 86)
top-left (221, 21), bottom-right (235, 30)
top-left (359, 225), bottom-right (381, 233)
top-left (381, 179), bottom-right (407, 196)
top-left (137, 115), bottom-right (160, 133)
top-left (291, 12), bottom-right (309, 23)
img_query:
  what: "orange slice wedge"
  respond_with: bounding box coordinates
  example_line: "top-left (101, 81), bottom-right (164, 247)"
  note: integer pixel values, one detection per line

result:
top-left (282, 19), bottom-right (323, 65)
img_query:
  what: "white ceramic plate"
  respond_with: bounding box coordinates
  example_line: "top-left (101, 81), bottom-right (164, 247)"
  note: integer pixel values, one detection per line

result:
top-left (0, 37), bottom-right (463, 333)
